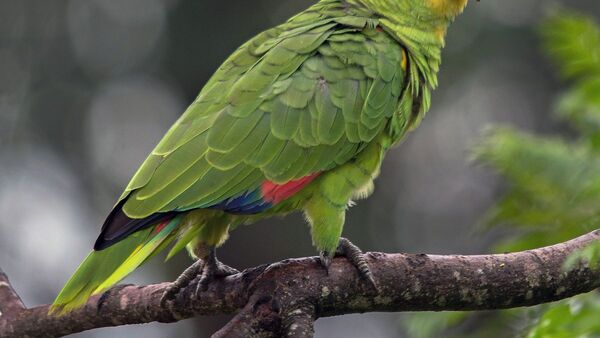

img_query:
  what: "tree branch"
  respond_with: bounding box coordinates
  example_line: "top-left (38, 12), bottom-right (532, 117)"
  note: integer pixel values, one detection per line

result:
top-left (1, 230), bottom-right (599, 338)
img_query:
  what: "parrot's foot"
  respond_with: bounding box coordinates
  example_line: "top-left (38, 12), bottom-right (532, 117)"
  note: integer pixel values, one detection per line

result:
top-left (320, 237), bottom-right (378, 291)
top-left (160, 249), bottom-right (239, 307)
top-left (160, 259), bottom-right (204, 307)
top-left (194, 249), bottom-right (239, 295)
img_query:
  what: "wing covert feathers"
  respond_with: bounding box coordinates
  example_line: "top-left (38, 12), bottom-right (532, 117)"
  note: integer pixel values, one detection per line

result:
top-left (117, 8), bottom-right (407, 221)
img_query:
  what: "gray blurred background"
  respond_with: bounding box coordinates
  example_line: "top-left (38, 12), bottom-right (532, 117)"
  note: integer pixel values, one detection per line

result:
top-left (1, 0), bottom-right (599, 337)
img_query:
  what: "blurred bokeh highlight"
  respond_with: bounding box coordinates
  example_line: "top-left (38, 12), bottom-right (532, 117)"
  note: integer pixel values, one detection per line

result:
top-left (1, 1), bottom-right (599, 337)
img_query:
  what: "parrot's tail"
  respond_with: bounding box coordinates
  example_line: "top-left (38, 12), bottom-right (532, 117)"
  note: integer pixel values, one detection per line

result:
top-left (50, 215), bottom-right (183, 314)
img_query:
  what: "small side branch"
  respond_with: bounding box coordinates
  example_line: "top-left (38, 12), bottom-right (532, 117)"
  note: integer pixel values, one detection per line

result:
top-left (1, 230), bottom-right (599, 337)
top-left (0, 268), bottom-right (25, 319)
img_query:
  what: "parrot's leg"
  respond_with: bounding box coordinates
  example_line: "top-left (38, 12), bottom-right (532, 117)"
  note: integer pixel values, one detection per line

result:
top-left (307, 141), bottom-right (385, 291)
top-left (195, 247), bottom-right (239, 294)
top-left (161, 218), bottom-right (238, 306)
top-left (334, 237), bottom-right (377, 289)
top-left (160, 247), bottom-right (239, 306)
top-left (306, 194), bottom-right (378, 290)
top-left (318, 237), bottom-right (377, 291)
top-left (160, 259), bottom-right (204, 307)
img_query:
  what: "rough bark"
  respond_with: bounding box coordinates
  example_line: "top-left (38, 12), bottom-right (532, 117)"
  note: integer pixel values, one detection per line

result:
top-left (1, 230), bottom-right (599, 338)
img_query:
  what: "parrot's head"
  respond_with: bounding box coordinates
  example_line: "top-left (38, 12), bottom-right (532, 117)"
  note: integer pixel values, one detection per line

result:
top-left (358, 0), bottom-right (471, 26)
top-left (424, 0), bottom-right (470, 19)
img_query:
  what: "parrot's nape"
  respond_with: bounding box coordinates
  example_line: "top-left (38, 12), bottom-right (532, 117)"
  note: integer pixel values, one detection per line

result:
top-left (51, 0), bottom-right (471, 314)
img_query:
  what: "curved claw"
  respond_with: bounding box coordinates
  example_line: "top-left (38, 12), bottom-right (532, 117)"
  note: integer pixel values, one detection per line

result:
top-left (324, 237), bottom-right (379, 292)
top-left (216, 261), bottom-right (241, 276)
top-left (160, 259), bottom-right (204, 308)
top-left (160, 248), bottom-right (239, 307)
top-left (194, 250), bottom-right (240, 297)
top-left (319, 251), bottom-right (333, 270)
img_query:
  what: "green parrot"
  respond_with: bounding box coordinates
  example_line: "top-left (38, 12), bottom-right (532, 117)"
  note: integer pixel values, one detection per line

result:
top-left (52, 0), bottom-right (470, 313)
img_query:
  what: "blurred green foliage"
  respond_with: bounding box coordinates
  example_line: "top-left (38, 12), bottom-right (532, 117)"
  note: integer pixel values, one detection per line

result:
top-left (564, 242), bottom-right (600, 271)
top-left (527, 297), bottom-right (600, 338)
top-left (403, 11), bottom-right (600, 338)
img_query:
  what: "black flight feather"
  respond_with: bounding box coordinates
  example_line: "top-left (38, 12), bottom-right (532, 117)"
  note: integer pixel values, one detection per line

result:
top-left (93, 197), bottom-right (177, 251)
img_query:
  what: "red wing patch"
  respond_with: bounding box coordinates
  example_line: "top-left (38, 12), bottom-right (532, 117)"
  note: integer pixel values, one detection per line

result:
top-left (261, 173), bottom-right (320, 204)
top-left (153, 218), bottom-right (172, 234)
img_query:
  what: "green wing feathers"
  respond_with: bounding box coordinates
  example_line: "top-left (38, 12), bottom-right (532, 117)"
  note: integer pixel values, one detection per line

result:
top-left (118, 6), bottom-right (406, 221)
top-left (51, 216), bottom-right (182, 314)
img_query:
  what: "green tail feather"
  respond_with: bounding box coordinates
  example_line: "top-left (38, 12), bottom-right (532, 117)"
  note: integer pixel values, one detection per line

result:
top-left (50, 216), bottom-right (182, 314)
